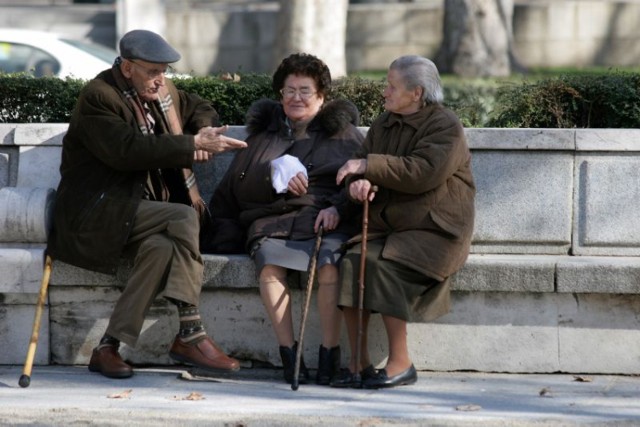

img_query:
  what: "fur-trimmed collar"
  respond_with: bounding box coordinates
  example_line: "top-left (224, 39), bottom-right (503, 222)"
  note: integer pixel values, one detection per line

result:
top-left (246, 98), bottom-right (360, 137)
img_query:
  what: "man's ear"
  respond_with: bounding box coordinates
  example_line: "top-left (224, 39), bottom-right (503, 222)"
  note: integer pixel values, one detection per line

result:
top-left (121, 60), bottom-right (134, 79)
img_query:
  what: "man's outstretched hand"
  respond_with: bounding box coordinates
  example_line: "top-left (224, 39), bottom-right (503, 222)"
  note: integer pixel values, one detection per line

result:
top-left (194, 125), bottom-right (247, 158)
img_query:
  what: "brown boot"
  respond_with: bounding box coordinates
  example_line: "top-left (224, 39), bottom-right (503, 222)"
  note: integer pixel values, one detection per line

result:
top-left (88, 345), bottom-right (133, 379)
top-left (169, 335), bottom-right (240, 372)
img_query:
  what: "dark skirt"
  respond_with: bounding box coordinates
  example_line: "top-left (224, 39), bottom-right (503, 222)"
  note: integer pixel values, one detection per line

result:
top-left (338, 238), bottom-right (438, 321)
top-left (251, 233), bottom-right (349, 275)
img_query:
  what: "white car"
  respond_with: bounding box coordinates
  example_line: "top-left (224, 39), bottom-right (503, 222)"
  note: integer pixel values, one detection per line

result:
top-left (0, 28), bottom-right (117, 80)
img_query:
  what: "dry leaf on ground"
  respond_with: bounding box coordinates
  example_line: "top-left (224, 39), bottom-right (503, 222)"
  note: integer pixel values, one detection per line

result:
top-left (455, 404), bottom-right (482, 411)
top-left (107, 389), bottom-right (132, 399)
top-left (172, 392), bottom-right (205, 401)
top-left (539, 387), bottom-right (553, 397)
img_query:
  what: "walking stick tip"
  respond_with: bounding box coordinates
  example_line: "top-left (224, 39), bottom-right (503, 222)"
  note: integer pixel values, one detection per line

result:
top-left (291, 382), bottom-right (299, 391)
top-left (18, 374), bottom-right (30, 388)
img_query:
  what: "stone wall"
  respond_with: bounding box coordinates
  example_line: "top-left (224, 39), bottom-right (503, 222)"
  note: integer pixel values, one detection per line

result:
top-left (2, 124), bottom-right (640, 374)
top-left (167, 0), bottom-right (640, 75)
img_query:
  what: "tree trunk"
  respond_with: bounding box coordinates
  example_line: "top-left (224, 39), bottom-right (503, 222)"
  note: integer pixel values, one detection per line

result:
top-left (273, 0), bottom-right (348, 77)
top-left (436, 0), bottom-right (520, 77)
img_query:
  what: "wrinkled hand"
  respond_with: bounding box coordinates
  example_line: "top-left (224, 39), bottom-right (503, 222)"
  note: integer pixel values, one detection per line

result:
top-left (349, 179), bottom-right (376, 202)
top-left (336, 158), bottom-right (367, 185)
top-left (315, 206), bottom-right (340, 233)
top-left (194, 125), bottom-right (247, 155)
top-left (193, 149), bottom-right (211, 163)
top-left (287, 171), bottom-right (308, 196)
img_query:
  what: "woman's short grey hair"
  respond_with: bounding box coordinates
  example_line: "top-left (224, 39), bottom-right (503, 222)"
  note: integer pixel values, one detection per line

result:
top-left (389, 55), bottom-right (444, 105)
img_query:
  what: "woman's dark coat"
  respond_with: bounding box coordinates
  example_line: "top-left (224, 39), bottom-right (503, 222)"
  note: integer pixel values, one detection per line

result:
top-left (208, 99), bottom-right (364, 252)
top-left (351, 103), bottom-right (475, 320)
top-left (46, 69), bottom-right (218, 274)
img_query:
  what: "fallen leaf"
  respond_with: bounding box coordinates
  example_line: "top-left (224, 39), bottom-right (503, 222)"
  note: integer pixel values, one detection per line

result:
top-left (172, 392), bottom-right (205, 401)
top-left (539, 387), bottom-right (553, 397)
top-left (107, 389), bottom-right (132, 399)
top-left (573, 375), bottom-right (593, 383)
top-left (455, 404), bottom-right (482, 411)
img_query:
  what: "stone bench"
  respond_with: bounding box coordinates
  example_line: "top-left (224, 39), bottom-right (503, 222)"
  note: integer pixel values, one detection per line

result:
top-left (2, 124), bottom-right (640, 374)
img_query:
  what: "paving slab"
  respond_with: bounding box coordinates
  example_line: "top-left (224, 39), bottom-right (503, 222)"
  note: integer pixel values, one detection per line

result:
top-left (0, 366), bottom-right (639, 426)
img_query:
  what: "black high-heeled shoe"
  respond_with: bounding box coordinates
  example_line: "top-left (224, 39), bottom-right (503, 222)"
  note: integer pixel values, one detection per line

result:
top-left (362, 364), bottom-right (417, 389)
top-left (329, 364), bottom-right (377, 389)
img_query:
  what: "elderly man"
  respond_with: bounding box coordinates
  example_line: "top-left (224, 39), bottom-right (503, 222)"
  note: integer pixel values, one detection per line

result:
top-left (46, 29), bottom-right (247, 379)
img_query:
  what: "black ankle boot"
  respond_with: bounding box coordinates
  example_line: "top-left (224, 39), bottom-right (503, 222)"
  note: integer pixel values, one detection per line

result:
top-left (279, 342), bottom-right (309, 384)
top-left (316, 345), bottom-right (341, 385)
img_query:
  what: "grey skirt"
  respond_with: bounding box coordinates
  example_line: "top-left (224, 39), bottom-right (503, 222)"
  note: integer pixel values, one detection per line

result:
top-left (251, 232), bottom-right (350, 275)
top-left (338, 238), bottom-right (438, 321)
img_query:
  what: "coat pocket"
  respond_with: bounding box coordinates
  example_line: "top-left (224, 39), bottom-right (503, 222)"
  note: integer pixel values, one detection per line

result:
top-left (429, 209), bottom-right (463, 239)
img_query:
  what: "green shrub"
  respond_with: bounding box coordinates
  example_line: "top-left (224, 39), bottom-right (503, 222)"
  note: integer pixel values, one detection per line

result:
top-left (173, 74), bottom-right (274, 125)
top-left (0, 72), bottom-right (496, 127)
top-left (4, 71), bottom-right (639, 129)
top-left (487, 72), bottom-right (640, 128)
top-left (332, 76), bottom-right (385, 126)
top-left (0, 73), bottom-right (84, 123)
top-left (443, 81), bottom-right (498, 128)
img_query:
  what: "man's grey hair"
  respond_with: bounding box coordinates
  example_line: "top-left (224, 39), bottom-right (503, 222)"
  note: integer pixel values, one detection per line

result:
top-left (389, 55), bottom-right (444, 105)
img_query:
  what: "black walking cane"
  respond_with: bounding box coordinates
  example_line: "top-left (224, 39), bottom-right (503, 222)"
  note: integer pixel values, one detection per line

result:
top-left (292, 225), bottom-right (324, 391)
top-left (19, 255), bottom-right (53, 388)
top-left (353, 186), bottom-right (377, 386)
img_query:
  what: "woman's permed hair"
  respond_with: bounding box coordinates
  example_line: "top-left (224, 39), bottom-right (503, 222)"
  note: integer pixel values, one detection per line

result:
top-left (389, 55), bottom-right (444, 105)
top-left (272, 53), bottom-right (332, 99)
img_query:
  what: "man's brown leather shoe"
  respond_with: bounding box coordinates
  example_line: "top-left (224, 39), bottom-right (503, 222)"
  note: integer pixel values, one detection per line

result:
top-left (169, 335), bottom-right (240, 372)
top-left (88, 345), bottom-right (133, 379)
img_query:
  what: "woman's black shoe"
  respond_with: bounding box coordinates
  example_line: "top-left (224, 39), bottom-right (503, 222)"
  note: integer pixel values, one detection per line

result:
top-left (329, 364), bottom-right (377, 389)
top-left (362, 364), bottom-right (417, 389)
top-left (279, 342), bottom-right (309, 384)
top-left (316, 345), bottom-right (341, 385)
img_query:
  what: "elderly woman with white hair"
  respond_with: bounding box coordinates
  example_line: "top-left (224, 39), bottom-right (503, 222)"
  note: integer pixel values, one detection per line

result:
top-left (332, 55), bottom-right (476, 389)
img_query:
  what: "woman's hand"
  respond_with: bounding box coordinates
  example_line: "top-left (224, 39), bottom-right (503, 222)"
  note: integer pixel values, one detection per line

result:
top-left (336, 159), bottom-right (367, 185)
top-left (287, 171), bottom-right (308, 196)
top-left (349, 179), bottom-right (376, 203)
top-left (315, 206), bottom-right (340, 233)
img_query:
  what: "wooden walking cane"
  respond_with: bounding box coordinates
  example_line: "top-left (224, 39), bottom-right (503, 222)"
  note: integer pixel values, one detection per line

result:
top-left (353, 185), bottom-right (377, 385)
top-left (292, 225), bottom-right (324, 391)
top-left (19, 255), bottom-right (53, 388)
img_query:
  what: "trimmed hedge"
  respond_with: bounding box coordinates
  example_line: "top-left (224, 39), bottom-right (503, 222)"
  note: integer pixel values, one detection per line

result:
top-left (0, 72), bottom-right (493, 127)
top-left (487, 72), bottom-right (640, 128)
top-left (2, 71), bottom-right (639, 128)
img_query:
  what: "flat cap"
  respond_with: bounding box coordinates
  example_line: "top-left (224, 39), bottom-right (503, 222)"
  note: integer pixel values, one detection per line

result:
top-left (119, 29), bottom-right (181, 63)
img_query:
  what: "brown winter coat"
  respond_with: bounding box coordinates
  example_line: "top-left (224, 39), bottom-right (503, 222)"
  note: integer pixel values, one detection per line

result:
top-left (350, 103), bottom-right (475, 320)
top-left (208, 99), bottom-right (364, 252)
top-left (46, 68), bottom-right (219, 274)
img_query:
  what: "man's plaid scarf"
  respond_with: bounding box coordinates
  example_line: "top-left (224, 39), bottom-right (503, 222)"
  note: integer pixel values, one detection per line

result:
top-left (112, 57), bottom-right (206, 220)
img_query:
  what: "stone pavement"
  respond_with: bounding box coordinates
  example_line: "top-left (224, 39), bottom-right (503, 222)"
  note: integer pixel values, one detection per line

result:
top-left (0, 365), bottom-right (639, 426)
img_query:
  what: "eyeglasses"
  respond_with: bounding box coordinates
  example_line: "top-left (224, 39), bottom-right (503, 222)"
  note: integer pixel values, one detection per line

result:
top-left (280, 87), bottom-right (317, 100)
top-left (129, 60), bottom-right (174, 79)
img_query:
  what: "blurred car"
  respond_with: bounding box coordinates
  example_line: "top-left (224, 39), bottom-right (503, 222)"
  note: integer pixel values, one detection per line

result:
top-left (0, 28), bottom-right (117, 79)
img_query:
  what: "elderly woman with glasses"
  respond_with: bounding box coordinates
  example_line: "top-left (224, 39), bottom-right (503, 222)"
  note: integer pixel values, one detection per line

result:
top-left (206, 53), bottom-right (364, 385)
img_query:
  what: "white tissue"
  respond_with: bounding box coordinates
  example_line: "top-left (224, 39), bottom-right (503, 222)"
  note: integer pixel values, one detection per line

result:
top-left (270, 154), bottom-right (307, 193)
